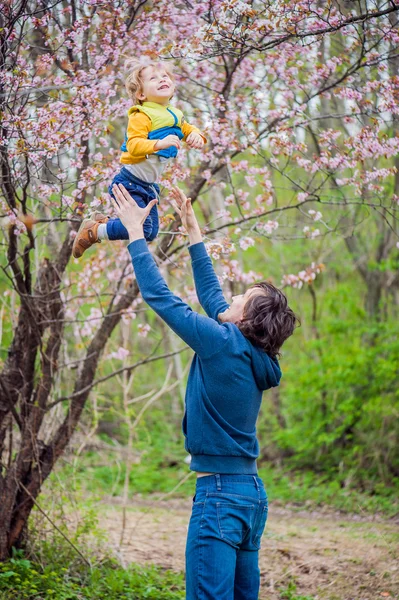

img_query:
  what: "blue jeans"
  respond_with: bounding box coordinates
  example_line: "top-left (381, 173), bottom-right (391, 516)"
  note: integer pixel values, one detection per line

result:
top-left (186, 474), bottom-right (268, 600)
top-left (108, 167), bottom-right (160, 242)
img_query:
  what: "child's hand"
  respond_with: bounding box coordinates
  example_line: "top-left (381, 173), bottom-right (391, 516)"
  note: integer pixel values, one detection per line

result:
top-left (186, 132), bottom-right (204, 150)
top-left (154, 135), bottom-right (181, 151)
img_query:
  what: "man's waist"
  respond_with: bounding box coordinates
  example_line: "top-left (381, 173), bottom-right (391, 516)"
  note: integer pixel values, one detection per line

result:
top-left (190, 454), bottom-right (258, 475)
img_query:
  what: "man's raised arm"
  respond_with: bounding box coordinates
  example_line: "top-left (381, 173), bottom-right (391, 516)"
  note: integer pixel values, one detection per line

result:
top-left (170, 188), bottom-right (230, 322)
top-left (110, 184), bottom-right (229, 358)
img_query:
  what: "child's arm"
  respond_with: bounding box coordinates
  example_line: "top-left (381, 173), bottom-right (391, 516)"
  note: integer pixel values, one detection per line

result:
top-left (125, 112), bottom-right (157, 159)
top-left (125, 112), bottom-right (182, 159)
top-left (181, 121), bottom-right (207, 149)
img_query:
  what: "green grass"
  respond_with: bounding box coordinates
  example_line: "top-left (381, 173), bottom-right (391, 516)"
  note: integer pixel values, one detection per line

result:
top-left (0, 550), bottom-right (185, 600)
top-left (279, 581), bottom-right (315, 599)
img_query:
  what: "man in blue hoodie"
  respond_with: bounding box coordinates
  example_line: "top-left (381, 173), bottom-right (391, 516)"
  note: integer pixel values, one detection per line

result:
top-left (110, 184), bottom-right (298, 600)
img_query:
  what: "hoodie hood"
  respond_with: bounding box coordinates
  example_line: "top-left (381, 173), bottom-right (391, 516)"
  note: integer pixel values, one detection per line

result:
top-left (250, 345), bottom-right (282, 390)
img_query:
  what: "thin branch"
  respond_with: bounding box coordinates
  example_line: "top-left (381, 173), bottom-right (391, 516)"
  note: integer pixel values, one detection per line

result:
top-left (46, 347), bottom-right (189, 410)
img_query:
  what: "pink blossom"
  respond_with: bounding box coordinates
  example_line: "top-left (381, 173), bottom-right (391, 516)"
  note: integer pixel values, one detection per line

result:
top-left (262, 220), bottom-right (279, 234)
top-left (216, 209), bottom-right (231, 219)
top-left (297, 192), bottom-right (308, 203)
top-left (138, 323), bottom-right (151, 338)
top-left (107, 347), bottom-right (130, 360)
top-left (282, 263), bottom-right (325, 289)
top-left (245, 175), bottom-right (257, 188)
top-left (239, 237), bottom-right (255, 251)
top-left (308, 209), bottom-right (322, 221)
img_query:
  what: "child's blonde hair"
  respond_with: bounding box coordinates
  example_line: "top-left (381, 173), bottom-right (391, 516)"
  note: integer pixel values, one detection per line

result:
top-left (124, 58), bottom-right (175, 104)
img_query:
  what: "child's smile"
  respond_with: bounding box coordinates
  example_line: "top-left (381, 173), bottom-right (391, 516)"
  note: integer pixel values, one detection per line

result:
top-left (137, 66), bottom-right (175, 105)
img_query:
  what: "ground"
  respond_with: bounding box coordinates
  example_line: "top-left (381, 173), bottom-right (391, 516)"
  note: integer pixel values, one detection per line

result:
top-left (101, 497), bottom-right (399, 600)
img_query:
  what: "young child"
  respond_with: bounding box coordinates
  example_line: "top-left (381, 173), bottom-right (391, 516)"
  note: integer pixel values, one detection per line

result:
top-left (72, 59), bottom-right (206, 258)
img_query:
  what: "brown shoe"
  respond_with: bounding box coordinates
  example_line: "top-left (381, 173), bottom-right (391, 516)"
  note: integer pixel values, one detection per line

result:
top-left (72, 212), bottom-right (109, 259)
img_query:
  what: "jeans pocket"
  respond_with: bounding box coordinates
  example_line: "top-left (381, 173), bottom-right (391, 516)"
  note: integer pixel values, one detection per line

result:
top-left (216, 502), bottom-right (254, 547)
top-left (192, 493), bottom-right (205, 507)
top-left (253, 503), bottom-right (268, 549)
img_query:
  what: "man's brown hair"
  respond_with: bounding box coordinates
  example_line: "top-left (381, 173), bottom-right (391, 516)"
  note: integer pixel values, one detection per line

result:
top-left (237, 282), bottom-right (299, 357)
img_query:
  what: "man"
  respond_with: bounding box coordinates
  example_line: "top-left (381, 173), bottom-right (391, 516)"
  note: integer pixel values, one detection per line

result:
top-left (110, 183), bottom-right (298, 600)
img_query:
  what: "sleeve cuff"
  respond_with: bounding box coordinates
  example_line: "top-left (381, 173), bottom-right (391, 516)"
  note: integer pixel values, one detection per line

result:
top-left (192, 128), bottom-right (207, 144)
top-left (127, 238), bottom-right (148, 258)
top-left (189, 242), bottom-right (208, 261)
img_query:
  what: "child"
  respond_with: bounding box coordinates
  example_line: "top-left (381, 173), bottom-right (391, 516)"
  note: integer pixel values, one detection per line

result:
top-left (72, 58), bottom-right (206, 258)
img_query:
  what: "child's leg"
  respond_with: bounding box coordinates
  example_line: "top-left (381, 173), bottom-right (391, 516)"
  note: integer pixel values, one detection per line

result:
top-left (107, 178), bottom-right (153, 241)
top-left (146, 201), bottom-right (159, 242)
top-left (146, 183), bottom-right (160, 242)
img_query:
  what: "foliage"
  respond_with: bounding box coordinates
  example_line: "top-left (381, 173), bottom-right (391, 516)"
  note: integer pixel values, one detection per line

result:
top-left (259, 464), bottom-right (399, 517)
top-left (263, 312), bottom-right (399, 490)
top-left (0, 550), bottom-right (185, 600)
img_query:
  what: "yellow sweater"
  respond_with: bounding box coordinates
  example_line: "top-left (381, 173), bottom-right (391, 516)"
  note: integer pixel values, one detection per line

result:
top-left (120, 101), bottom-right (206, 164)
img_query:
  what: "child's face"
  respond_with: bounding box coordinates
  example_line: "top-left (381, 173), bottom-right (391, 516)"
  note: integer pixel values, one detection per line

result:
top-left (137, 65), bottom-right (175, 105)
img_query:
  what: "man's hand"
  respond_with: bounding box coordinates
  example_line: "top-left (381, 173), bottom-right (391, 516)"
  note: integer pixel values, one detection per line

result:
top-left (154, 135), bottom-right (181, 151)
top-left (186, 131), bottom-right (205, 150)
top-left (111, 184), bottom-right (157, 243)
top-left (169, 187), bottom-right (202, 246)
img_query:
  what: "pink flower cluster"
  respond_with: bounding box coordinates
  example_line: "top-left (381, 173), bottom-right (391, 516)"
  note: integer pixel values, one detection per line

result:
top-left (282, 263), bottom-right (325, 289)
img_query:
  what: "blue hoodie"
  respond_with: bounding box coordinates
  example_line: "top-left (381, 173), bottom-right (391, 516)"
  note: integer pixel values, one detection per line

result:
top-left (128, 239), bottom-right (282, 474)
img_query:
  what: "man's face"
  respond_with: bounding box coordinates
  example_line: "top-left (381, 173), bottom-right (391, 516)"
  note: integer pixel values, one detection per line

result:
top-left (137, 65), bottom-right (175, 105)
top-left (219, 287), bottom-right (264, 324)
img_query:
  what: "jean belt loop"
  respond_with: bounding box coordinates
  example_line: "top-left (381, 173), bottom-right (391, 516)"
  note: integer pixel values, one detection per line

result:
top-left (215, 473), bottom-right (222, 491)
top-left (150, 184), bottom-right (159, 202)
top-left (253, 475), bottom-right (259, 491)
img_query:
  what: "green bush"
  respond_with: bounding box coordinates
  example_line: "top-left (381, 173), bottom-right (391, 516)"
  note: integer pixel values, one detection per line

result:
top-left (263, 316), bottom-right (399, 491)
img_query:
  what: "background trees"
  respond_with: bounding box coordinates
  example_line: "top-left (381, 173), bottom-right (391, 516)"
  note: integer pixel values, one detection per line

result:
top-left (0, 0), bottom-right (398, 559)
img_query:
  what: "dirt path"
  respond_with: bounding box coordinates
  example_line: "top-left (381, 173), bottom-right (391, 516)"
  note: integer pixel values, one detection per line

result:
top-left (101, 498), bottom-right (399, 599)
